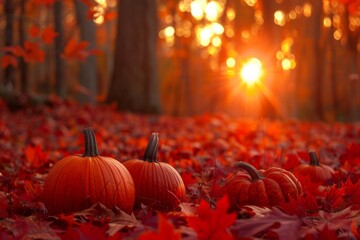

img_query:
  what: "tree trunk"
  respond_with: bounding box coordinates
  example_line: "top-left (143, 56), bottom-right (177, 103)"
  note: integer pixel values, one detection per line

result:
top-left (19, 0), bottom-right (29, 95)
top-left (260, 0), bottom-right (281, 118)
top-left (54, 0), bottom-right (65, 98)
top-left (74, 0), bottom-right (97, 104)
top-left (107, 0), bottom-right (161, 113)
top-left (312, 0), bottom-right (324, 121)
top-left (295, 0), bottom-right (323, 120)
top-left (3, 0), bottom-right (16, 89)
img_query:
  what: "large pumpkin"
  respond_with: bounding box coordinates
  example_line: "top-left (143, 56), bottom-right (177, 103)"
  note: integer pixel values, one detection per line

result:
top-left (43, 128), bottom-right (135, 214)
top-left (224, 162), bottom-right (302, 208)
top-left (123, 133), bottom-right (186, 211)
top-left (293, 151), bottom-right (334, 185)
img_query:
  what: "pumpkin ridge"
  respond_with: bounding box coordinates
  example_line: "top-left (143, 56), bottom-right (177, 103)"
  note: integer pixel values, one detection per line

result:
top-left (101, 158), bottom-right (120, 205)
top-left (93, 157), bottom-right (110, 204)
top-left (46, 158), bottom-right (69, 211)
top-left (267, 172), bottom-right (297, 202)
top-left (62, 158), bottom-right (84, 212)
top-left (55, 158), bottom-right (82, 212)
top-left (160, 164), bottom-right (173, 205)
top-left (86, 157), bottom-right (91, 205)
top-left (249, 180), bottom-right (268, 206)
top-left (115, 164), bottom-right (133, 210)
top-left (137, 161), bottom-right (150, 203)
top-left (263, 178), bottom-right (283, 206)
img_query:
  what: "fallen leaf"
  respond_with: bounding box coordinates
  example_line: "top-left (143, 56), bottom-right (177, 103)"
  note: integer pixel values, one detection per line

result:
top-left (24, 144), bottom-right (49, 168)
top-left (230, 206), bottom-right (302, 239)
top-left (186, 196), bottom-right (236, 240)
top-left (137, 214), bottom-right (181, 240)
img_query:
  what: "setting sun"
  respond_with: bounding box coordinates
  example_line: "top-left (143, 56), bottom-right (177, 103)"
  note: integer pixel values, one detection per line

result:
top-left (240, 58), bottom-right (263, 86)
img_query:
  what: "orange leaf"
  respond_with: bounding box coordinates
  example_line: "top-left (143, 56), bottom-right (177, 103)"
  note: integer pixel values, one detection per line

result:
top-left (29, 25), bottom-right (40, 38)
top-left (62, 39), bottom-right (100, 61)
top-left (23, 41), bottom-right (45, 63)
top-left (138, 214), bottom-right (181, 240)
top-left (1, 55), bottom-right (18, 68)
top-left (41, 26), bottom-right (58, 44)
top-left (24, 144), bottom-right (48, 168)
top-left (22, 180), bottom-right (42, 201)
top-left (186, 196), bottom-right (236, 240)
top-left (3, 45), bottom-right (24, 57)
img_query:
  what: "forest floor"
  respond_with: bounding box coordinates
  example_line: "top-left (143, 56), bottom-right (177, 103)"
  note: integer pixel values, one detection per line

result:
top-left (1, 97), bottom-right (360, 239)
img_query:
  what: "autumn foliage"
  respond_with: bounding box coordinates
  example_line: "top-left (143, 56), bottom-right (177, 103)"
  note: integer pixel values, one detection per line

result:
top-left (1, 98), bottom-right (360, 239)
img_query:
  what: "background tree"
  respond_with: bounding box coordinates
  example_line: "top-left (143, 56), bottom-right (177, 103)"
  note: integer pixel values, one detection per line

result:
top-left (3, 0), bottom-right (16, 90)
top-left (74, 0), bottom-right (98, 104)
top-left (107, 0), bottom-right (161, 113)
top-left (54, 0), bottom-right (65, 98)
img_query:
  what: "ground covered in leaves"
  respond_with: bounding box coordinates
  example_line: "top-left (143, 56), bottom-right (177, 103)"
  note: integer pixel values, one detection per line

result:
top-left (1, 98), bottom-right (360, 239)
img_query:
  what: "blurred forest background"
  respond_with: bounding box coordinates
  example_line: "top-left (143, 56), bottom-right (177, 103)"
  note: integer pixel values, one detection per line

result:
top-left (0, 0), bottom-right (359, 121)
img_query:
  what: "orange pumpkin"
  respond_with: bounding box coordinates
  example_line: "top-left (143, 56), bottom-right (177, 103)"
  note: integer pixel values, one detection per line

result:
top-left (221, 162), bottom-right (302, 209)
top-left (123, 133), bottom-right (186, 211)
top-left (293, 151), bottom-right (334, 185)
top-left (43, 128), bottom-right (135, 214)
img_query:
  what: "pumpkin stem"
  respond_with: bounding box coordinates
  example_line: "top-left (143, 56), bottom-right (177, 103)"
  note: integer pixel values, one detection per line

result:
top-left (83, 128), bottom-right (99, 157)
top-left (143, 133), bottom-right (159, 162)
top-left (309, 151), bottom-right (320, 166)
top-left (234, 162), bottom-right (263, 181)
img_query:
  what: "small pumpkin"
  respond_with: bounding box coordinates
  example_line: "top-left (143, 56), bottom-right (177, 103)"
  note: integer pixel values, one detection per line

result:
top-left (293, 151), bottom-right (334, 185)
top-left (123, 133), bottom-right (186, 211)
top-left (224, 162), bottom-right (302, 208)
top-left (43, 128), bottom-right (135, 214)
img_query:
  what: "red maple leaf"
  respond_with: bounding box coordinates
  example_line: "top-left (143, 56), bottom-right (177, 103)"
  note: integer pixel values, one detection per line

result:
top-left (23, 41), bottom-right (45, 62)
top-left (29, 25), bottom-right (40, 38)
top-left (280, 192), bottom-right (319, 216)
top-left (186, 196), bottom-right (236, 240)
top-left (230, 207), bottom-right (302, 239)
top-left (2, 45), bottom-right (24, 57)
top-left (343, 178), bottom-right (360, 206)
top-left (181, 171), bottom-right (196, 186)
top-left (60, 222), bottom-right (108, 240)
top-left (1, 55), bottom-right (18, 68)
top-left (21, 180), bottom-right (42, 201)
top-left (302, 208), bottom-right (360, 239)
top-left (138, 214), bottom-right (181, 240)
top-left (351, 220), bottom-right (360, 239)
top-left (24, 144), bottom-right (48, 168)
top-left (62, 39), bottom-right (101, 61)
top-left (296, 175), bottom-right (325, 198)
top-left (41, 26), bottom-right (58, 44)
top-left (314, 225), bottom-right (338, 239)
top-left (339, 143), bottom-right (360, 170)
top-left (324, 184), bottom-right (345, 210)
